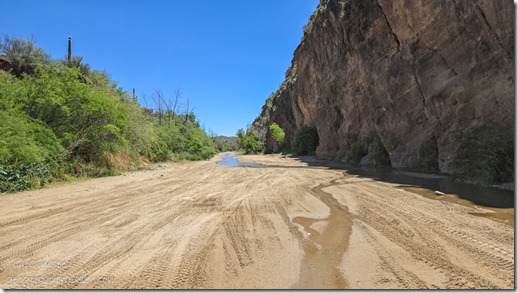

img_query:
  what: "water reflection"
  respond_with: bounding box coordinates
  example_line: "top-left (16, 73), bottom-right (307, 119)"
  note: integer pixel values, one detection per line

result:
top-left (346, 167), bottom-right (513, 209)
top-left (217, 153), bottom-right (265, 168)
top-left (218, 154), bottom-right (513, 209)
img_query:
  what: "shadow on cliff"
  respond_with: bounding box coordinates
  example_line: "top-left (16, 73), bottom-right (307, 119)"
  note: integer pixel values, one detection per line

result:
top-left (289, 155), bottom-right (514, 209)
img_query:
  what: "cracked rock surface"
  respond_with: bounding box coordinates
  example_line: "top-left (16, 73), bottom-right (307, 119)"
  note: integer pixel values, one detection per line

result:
top-left (253, 0), bottom-right (514, 174)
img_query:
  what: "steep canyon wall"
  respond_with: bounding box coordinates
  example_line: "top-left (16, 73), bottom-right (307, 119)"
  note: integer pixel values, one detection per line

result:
top-left (252, 0), bottom-right (514, 174)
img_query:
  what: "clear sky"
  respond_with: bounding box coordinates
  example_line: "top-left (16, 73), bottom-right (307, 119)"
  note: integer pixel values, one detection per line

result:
top-left (0, 0), bottom-right (319, 136)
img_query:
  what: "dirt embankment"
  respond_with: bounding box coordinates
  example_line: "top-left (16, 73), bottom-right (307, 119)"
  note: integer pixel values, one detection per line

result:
top-left (0, 154), bottom-right (514, 289)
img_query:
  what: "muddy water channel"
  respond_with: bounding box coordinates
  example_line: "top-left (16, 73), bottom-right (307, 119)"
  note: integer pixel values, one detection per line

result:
top-left (216, 153), bottom-right (514, 287)
top-left (221, 153), bottom-right (513, 209)
top-left (292, 178), bottom-right (352, 289)
top-left (219, 153), bottom-right (513, 223)
top-left (345, 167), bottom-right (514, 209)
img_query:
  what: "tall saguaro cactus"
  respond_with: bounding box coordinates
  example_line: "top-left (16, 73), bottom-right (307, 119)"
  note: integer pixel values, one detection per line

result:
top-left (67, 36), bottom-right (72, 64)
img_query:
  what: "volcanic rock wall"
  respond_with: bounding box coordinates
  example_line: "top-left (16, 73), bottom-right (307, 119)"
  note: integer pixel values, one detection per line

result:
top-left (252, 0), bottom-right (514, 174)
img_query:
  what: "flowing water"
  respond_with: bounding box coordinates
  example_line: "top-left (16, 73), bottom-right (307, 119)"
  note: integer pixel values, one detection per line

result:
top-left (216, 153), bottom-right (265, 168)
top-left (345, 167), bottom-right (514, 209)
top-left (218, 153), bottom-right (513, 209)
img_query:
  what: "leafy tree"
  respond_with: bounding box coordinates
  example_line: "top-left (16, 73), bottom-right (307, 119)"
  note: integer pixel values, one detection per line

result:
top-left (270, 122), bottom-right (285, 146)
top-left (0, 35), bottom-right (49, 77)
top-left (64, 55), bottom-right (92, 78)
top-left (236, 128), bottom-right (261, 154)
top-left (291, 125), bottom-right (319, 155)
top-left (454, 124), bottom-right (514, 183)
top-left (236, 128), bottom-right (246, 150)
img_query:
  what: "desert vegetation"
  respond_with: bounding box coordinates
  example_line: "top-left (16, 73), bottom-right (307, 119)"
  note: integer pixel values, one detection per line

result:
top-left (236, 128), bottom-right (261, 154)
top-left (291, 125), bottom-right (319, 156)
top-left (348, 129), bottom-right (391, 168)
top-left (269, 122), bottom-right (286, 151)
top-left (453, 123), bottom-right (514, 183)
top-left (0, 36), bottom-right (216, 193)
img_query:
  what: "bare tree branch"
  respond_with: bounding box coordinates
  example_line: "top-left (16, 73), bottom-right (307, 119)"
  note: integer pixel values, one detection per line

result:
top-left (172, 88), bottom-right (182, 119)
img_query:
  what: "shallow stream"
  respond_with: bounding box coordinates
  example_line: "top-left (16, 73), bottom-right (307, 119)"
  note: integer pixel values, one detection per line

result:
top-left (216, 153), bottom-right (265, 168)
top-left (346, 167), bottom-right (514, 209)
top-left (217, 153), bottom-right (514, 209)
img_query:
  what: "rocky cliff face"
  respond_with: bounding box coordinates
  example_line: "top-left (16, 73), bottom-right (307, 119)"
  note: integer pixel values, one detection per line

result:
top-left (252, 0), bottom-right (514, 174)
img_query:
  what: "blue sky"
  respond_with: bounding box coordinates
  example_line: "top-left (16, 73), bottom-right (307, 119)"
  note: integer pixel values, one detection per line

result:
top-left (0, 0), bottom-right (319, 136)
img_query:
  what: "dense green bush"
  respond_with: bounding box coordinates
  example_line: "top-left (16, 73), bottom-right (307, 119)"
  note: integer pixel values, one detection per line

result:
top-left (0, 161), bottom-right (54, 193)
top-left (269, 123), bottom-right (285, 145)
top-left (236, 128), bottom-right (261, 154)
top-left (0, 36), bottom-right (216, 192)
top-left (124, 102), bottom-right (158, 160)
top-left (0, 111), bottom-right (63, 163)
top-left (291, 125), bottom-right (319, 155)
top-left (180, 125), bottom-right (217, 160)
top-left (0, 110), bottom-right (64, 192)
top-left (0, 64), bottom-right (129, 163)
top-left (454, 124), bottom-right (514, 183)
top-left (0, 35), bottom-right (50, 77)
top-left (348, 130), bottom-right (376, 165)
top-left (418, 136), bottom-right (439, 172)
top-left (368, 135), bottom-right (391, 168)
top-left (348, 129), bottom-right (391, 168)
top-left (269, 122), bottom-right (286, 152)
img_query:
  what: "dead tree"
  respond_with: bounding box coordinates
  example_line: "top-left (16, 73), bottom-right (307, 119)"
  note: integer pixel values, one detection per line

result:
top-left (153, 90), bottom-right (164, 125)
top-left (172, 88), bottom-right (182, 119)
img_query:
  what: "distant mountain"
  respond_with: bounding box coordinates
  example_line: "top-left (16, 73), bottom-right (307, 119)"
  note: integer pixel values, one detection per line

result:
top-left (213, 136), bottom-right (238, 151)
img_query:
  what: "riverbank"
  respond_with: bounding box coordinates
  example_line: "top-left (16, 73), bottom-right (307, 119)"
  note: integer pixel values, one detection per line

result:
top-left (241, 153), bottom-right (514, 208)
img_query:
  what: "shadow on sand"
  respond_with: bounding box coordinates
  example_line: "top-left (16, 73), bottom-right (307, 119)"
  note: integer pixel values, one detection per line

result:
top-left (289, 155), bottom-right (513, 209)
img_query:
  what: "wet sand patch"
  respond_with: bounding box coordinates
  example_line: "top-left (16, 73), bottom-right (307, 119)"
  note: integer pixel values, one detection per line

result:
top-left (292, 178), bottom-right (352, 289)
top-left (401, 187), bottom-right (514, 227)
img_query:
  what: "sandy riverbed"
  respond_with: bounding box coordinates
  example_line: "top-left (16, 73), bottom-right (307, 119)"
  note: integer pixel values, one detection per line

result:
top-left (0, 153), bottom-right (513, 289)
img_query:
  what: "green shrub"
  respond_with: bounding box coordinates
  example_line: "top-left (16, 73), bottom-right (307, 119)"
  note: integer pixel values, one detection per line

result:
top-left (0, 110), bottom-right (64, 192)
top-left (0, 36), bottom-right (218, 192)
top-left (348, 130), bottom-right (375, 165)
top-left (348, 129), bottom-right (391, 168)
top-left (418, 136), bottom-right (439, 172)
top-left (182, 126), bottom-right (217, 160)
top-left (0, 161), bottom-right (54, 193)
top-left (0, 64), bottom-right (130, 166)
top-left (0, 35), bottom-right (50, 77)
top-left (217, 143), bottom-right (233, 152)
top-left (270, 123), bottom-right (285, 145)
top-left (454, 124), bottom-right (514, 183)
top-left (125, 103), bottom-right (157, 160)
top-left (368, 135), bottom-right (391, 168)
top-left (236, 128), bottom-right (261, 154)
top-left (269, 122), bottom-right (286, 152)
top-left (348, 141), bottom-right (365, 166)
top-left (291, 125), bottom-right (319, 155)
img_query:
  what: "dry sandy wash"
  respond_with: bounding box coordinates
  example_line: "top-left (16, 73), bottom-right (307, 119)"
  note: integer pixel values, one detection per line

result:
top-left (0, 153), bottom-right (514, 289)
